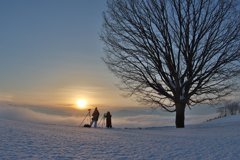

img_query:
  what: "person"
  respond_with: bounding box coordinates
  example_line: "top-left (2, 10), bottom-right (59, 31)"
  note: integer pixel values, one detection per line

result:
top-left (90, 107), bottom-right (99, 128)
top-left (105, 111), bottom-right (112, 128)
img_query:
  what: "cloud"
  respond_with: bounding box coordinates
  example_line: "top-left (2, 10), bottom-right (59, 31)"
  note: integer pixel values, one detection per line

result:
top-left (111, 114), bottom-right (218, 128)
top-left (0, 104), bottom-right (81, 126)
top-left (0, 92), bottom-right (13, 101)
top-left (112, 115), bottom-right (174, 128)
top-left (0, 104), bottom-right (219, 128)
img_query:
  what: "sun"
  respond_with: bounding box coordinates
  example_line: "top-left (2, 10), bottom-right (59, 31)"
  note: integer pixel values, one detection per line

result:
top-left (76, 99), bottom-right (87, 109)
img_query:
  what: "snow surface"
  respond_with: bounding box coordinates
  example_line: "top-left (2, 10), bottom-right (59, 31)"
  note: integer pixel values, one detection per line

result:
top-left (1, 116), bottom-right (240, 160)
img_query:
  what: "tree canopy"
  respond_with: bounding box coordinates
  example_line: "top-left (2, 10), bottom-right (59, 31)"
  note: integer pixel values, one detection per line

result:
top-left (101, 0), bottom-right (240, 127)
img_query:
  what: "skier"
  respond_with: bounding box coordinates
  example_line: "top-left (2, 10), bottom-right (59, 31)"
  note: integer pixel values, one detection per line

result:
top-left (105, 111), bottom-right (112, 128)
top-left (90, 107), bottom-right (100, 128)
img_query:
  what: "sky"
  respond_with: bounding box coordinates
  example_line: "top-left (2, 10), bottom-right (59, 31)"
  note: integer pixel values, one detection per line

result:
top-left (0, 0), bottom-right (139, 108)
top-left (0, 0), bottom-right (224, 127)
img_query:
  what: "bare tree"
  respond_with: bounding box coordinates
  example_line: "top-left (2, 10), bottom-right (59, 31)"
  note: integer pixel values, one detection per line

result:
top-left (101, 0), bottom-right (240, 128)
top-left (225, 101), bottom-right (240, 115)
top-left (218, 101), bottom-right (240, 116)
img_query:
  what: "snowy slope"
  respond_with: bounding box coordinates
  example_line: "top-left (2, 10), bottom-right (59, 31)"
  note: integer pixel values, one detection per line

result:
top-left (0, 116), bottom-right (240, 160)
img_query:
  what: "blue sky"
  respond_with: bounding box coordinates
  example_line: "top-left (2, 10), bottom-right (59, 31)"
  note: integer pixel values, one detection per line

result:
top-left (0, 0), bottom-right (138, 107)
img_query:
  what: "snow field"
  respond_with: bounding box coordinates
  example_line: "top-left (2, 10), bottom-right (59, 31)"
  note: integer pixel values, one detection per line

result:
top-left (0, 116), bottom-right (240, 160)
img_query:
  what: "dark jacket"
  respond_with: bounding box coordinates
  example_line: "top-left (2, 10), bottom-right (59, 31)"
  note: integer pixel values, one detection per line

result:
top-left (105, 112), bottom-right (112, 128)
top-left (92, 108), bottom-right (99, 121)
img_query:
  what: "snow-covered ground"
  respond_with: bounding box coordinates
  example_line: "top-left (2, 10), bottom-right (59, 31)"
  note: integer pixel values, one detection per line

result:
top-left (0, 116), bottom-right (240, 160)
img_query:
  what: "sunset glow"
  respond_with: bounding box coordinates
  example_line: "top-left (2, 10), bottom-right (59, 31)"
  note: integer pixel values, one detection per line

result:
top-left (76, 99), bottom-right (87, 109)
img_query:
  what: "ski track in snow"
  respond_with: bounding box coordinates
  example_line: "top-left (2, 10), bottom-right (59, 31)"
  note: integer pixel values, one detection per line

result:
top-left (0, 117), bottom-right (240, 160)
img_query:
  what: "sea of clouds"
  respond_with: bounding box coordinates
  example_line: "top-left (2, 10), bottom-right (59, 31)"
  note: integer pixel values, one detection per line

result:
top-left (0, 102), bottom-right (219, 128)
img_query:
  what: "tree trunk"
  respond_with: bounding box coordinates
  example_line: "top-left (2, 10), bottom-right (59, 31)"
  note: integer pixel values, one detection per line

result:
top-left (175, 102), bottom-right (186, 128)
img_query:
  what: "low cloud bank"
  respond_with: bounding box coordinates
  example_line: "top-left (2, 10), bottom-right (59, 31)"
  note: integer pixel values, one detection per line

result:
top-left (112, 113), bottom-right (219, 128)
top-left (0, 105), bottom-right (81, 126)
top-left (0, 104), bottom-right (218, 128)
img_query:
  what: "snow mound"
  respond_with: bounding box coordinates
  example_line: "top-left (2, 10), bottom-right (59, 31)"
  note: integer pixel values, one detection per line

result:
top-left (206, 115), bottom-right (240, 124)
top-left (0, 116), bottom-right (240, 160)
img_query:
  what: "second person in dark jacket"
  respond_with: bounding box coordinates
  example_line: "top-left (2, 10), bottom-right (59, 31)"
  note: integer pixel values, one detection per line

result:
top-left (105, 111), bottom-right (112, 128)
